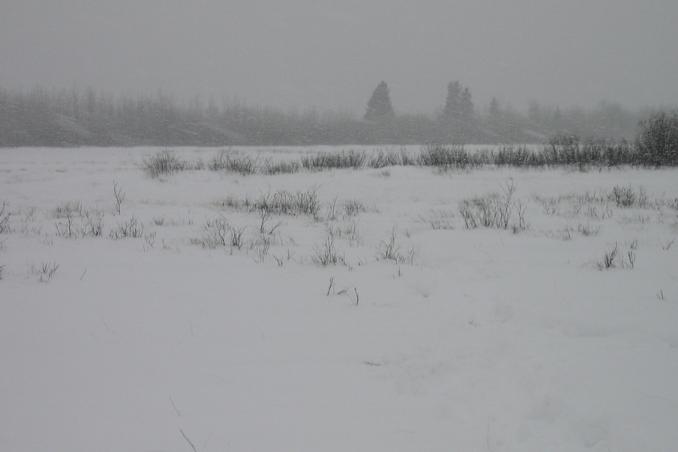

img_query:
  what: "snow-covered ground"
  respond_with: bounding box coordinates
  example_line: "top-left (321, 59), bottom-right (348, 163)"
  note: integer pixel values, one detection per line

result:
top-left (1, 147), bottom-right (677, 452)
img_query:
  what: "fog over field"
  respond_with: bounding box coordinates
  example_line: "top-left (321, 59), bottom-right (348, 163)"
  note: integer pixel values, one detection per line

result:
top-left (2, 0), bottom-right (678, 111)
top-left (2, 0), bottom-right (678, 146)
top-left (1, 2), bottom-right (678, 452)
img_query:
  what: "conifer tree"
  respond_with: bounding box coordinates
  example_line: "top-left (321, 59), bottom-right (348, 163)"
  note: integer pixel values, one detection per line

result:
top-left (364, 81), bottom-right (394, 121)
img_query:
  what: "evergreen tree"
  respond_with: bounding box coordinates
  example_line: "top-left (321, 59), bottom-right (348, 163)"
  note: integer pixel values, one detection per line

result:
top-left (364, 81), bottom-right (394, 121)
top-left (460, 87), bottom-right (474, 122)
top-left (443, 81), bottom-right (462, 119)
top-left (441, 81), bottom-right (476, 142)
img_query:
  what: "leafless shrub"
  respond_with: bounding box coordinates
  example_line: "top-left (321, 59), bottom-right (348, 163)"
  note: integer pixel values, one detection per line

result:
top-left (459, 196), bottom-right (497, 229)
top-left (54, 205), bottom-right (104, 239)
top-left (257, 208), bottom-right (282, 235)
top-left (459, 180), bottom-right (527, 231)
top-left (312, 231), bottom-right (343, 266)
top-left (143, 151), bottom-right (188, 178)
top-left (577, 223), bottom-right (600, 237)
top-left (270, 249), bottom-right (293, 267)
top-left (662, 239), bottom-right (674, 251)
top-left (512, 200), bottom-right (529, 233)
top-left (558, 227), bottom-right (574, 241)
top-left (534, 196), bottom-right (560, 215)
top-left (194, 217), bottom-right (247, 250)
top-left (377, 227), bottom-right (415, 264)
top-left (0, 264), bottom-right (4, 280)
top-left (377, 227), bottom-right (400, 262)
top-left (257, 190), bottom-right (321, 218)
top-left (54, 210), bottom-right (77, 238)
top-left (636, 111), bottom-right (678, 166)
top-left (32, 261), bottom-right (59, 282)
top-left (196, 217), bottom-right (229, 248)
top-left (219, 190), bottom-right (320, 219)
top-left (398, 148), bottom-right (418, 166)
top-left (368, 150), bottom-right (413, 168)
top-left (0, 202), bottom-right (11, 234)
top-left (327, 221), bottom-right (361, 246)
top-left (418, 144), bottom-right (484, 169)
top-left (302, 150), bottom-right (366, 170)
top-left (82, 210), bottom-right (104, 237)
top-left (53, 201), bottom-right (83, 219)
top-left (229, 225), bottom-right (247, 249)
top-left (498, 180), bottom-right (519, 228)
top-left (109, 216), bottom-right (144, 239)
top-left (262, 159), bottom-right (300, 175)
top-left (597, 243), bottom-right (619, 270)
top-left (257, 208), bottom-right (269, 234)
top-left (152, 216), bottom-right (166, 226)
top-left (326, 197), bottom-right (339, 221)
top-left (610, 185), bottom-right (648, 208)
top-left (343, 199), bottom-right (367, 217)
top-left (113, 181), bottom-right (126, 215)
top-left (208, 151), bottom-right (257, 175)
top-left (595, 242), bottom-right (636, 271)
top-left (253, 235), bottom-right (272, 263)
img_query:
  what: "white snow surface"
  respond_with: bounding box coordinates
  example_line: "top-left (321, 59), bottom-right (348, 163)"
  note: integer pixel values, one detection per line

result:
top-left (1, 146), bottom-right (678, 452)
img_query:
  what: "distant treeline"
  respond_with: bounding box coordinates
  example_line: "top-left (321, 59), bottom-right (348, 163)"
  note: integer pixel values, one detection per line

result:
top-left (0, 84), bottom-right (657, 146)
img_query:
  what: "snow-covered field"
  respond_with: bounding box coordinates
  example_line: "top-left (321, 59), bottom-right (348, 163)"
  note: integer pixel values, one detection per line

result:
top-left (1, 146), bottom-right (678, 452)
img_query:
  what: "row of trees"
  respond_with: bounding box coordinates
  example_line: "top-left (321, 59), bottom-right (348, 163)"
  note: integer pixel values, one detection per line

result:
top-left (362, 81), bottom-right (647, 144)
top-left (0, 84), bottom-right (659, 146)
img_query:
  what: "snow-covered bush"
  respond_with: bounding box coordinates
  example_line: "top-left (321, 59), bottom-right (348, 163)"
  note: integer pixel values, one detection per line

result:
top-left (459, 180), bottom-right (527, 231)
top-left (262, 159), bottom-right (300, 175)
top-left (301, 150), bottom-right (366, 170)
top-left (208, 152), bottom-right (257, 175)
top-left (636, 111), bottom-right (678, 165)
top-left (143, 151), bottom-right (188, 178)
top-left (109, 216), bottom-right (144, 239)
top-left (609, 185), bottom-right (648, 208)
top-left (312, 232), bottom-right (343, 266)
top-left (0, 202), bottom-right (10, 234)
top-left (31, 261), bottom-right (59, 283)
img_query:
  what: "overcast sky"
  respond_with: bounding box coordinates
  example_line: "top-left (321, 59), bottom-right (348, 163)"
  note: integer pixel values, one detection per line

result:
top-left (1, 0), bottom-right (677, 114)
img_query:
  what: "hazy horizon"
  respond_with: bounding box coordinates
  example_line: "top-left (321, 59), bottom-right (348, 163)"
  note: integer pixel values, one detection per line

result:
top-left (2, 0), bottom-right (678, 114)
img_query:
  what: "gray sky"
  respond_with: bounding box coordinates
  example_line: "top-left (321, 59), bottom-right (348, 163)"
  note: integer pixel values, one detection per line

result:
top-left (1, 0), bottom-right (677, 114)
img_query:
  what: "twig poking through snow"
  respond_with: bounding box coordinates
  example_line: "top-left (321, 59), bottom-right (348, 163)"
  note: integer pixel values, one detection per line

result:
top-left (113, 181), bottom-right (126, 215)
top-left (179, 428), bottom-right (198, 452)
top-left (326, 276), bottom-right (335, 296)
top-left (170, 396), bottom-right (182, 417)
